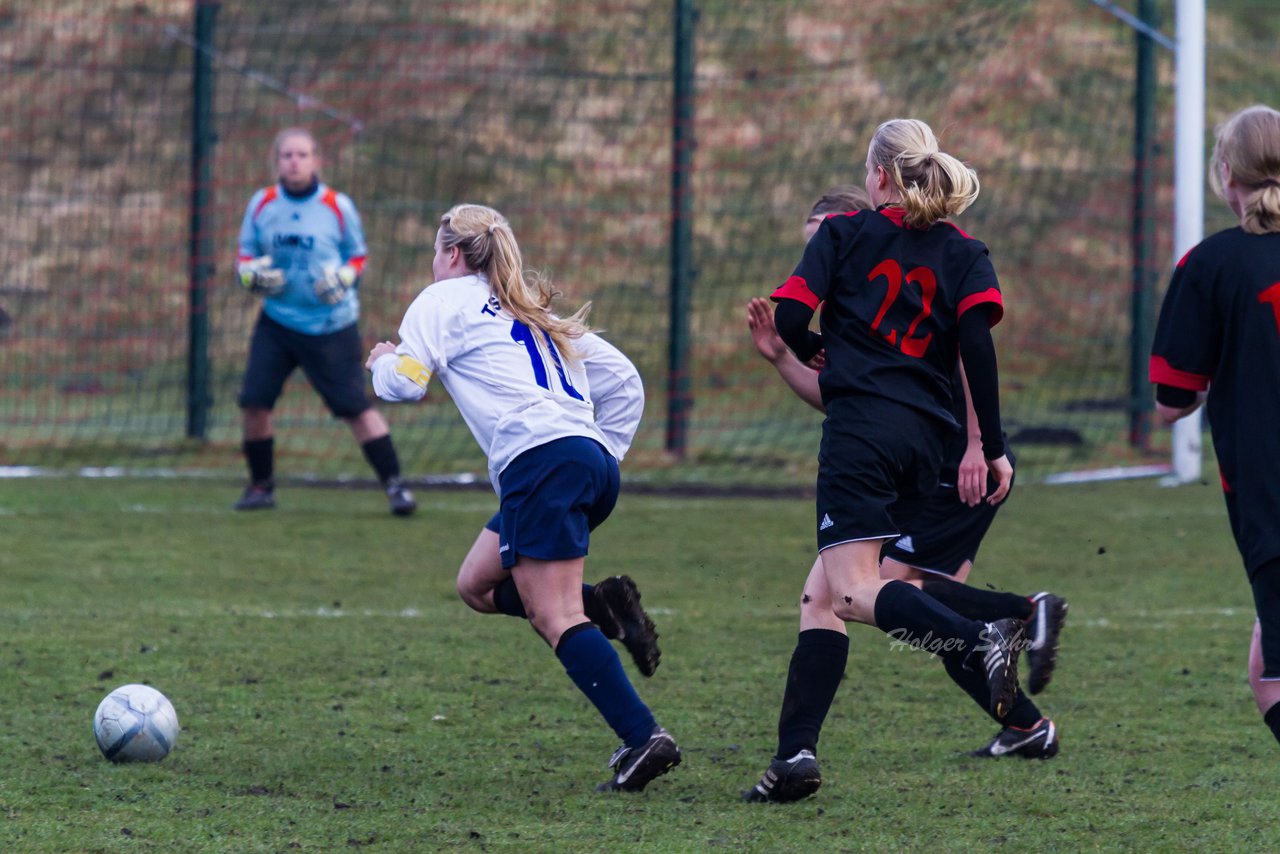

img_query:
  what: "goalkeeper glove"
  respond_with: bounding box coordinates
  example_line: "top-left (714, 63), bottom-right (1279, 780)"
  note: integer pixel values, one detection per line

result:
top-left (315, 264), bottom-right (359, 305)
top-left (237, 256), bottom-right (286, 297)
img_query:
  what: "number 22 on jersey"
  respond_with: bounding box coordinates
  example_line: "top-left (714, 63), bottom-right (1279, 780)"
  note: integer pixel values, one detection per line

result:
top-left (867, 258), bottom-right (936, 358)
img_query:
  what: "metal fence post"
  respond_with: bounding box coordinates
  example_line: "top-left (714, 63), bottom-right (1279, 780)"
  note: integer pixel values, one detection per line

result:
top-left (666, 0), bottom-right (695, 456)
top-left (1128, 0), bottom-right (1158, 449)
top-left (187, 0), bottom-right (219, 440)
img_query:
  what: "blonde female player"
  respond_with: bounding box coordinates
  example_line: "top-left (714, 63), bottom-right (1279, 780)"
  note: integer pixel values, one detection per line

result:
top-left (1151, 104), bottom-right (1280, 749)
top-left (744, 119), bottom-right (1026, 802)
top-left (366, 203), bottom-right (680, 793)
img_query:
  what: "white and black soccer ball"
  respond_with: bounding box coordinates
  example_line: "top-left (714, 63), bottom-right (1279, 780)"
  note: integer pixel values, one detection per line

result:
top-left (92, 684), bottom-right (179, 762)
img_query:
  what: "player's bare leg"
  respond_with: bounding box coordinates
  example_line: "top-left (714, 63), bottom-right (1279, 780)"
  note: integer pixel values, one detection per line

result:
top-left (457, 528), bottom-right (661, 675)
top-left (512, 557), bottom-right (679, 792)
top-left (825, 539), bottom-right (1023, 719)
top-left (456, 528), bottom-right (505, 614)
top-left (1248, 621), bottom-right (1280, 713)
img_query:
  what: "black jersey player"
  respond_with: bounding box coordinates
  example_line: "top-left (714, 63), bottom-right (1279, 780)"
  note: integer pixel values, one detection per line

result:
top-left (1150, 104), bottom-right (1280, 749)
top-left (743, 119), bottom-right (1038, 803)
top-left (745, 188), bottom-right (1067, 763)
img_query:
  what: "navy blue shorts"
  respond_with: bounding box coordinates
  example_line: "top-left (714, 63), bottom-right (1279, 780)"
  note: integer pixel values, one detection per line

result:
top-left (816, 395), bottom-right (947, 552)
top-left (494, 436), bottom-right (620, 570)
top-left (882, 471), bottom-right (1014, 577)
top-left (238, 313), bottom-right (372, 419)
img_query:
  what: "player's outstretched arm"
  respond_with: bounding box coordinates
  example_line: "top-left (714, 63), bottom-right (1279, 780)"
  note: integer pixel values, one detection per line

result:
top-left (747, 297), bottom-right (824, 413)
top-left (367, 340), bottom-right (431, 402)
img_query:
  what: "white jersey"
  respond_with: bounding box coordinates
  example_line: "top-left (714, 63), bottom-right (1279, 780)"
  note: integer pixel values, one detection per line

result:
top-left (371, 273), bottom-right (644, 491)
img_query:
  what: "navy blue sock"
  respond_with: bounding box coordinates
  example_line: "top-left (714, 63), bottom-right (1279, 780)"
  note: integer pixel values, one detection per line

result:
top-left (942, 653), bottom-right (1041, 727)
top-left (873, 580), bottom-right (982, 664)
top-left (775, 629), bottom-right (849, 760)
top-left (243, 437), bottom-right (273, 484)
top-left (1265, 701), bottom-right (1280, 747)
top-left (556, 622), bottom-right (654, 748)
top-left (922, 577), bottom-right (1033, 621)
top-left (492, 578), bottom-right (593, 621)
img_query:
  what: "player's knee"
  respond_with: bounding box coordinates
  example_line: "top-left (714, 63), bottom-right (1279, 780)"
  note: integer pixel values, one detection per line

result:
top-left (455, 569), bottom-right (492, 613)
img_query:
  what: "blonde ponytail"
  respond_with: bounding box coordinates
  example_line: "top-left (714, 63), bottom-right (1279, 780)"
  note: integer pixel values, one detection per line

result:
top-left (1209, 105), bottom-right (1280, 236)
top-left (439, 204), bottom-right (591, 359)
top-left (869, 119), bottom-right (979, 229)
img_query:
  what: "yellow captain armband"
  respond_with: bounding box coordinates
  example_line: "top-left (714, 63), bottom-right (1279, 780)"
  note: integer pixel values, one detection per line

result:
top-left (394, 355), bottom-right (432, 389)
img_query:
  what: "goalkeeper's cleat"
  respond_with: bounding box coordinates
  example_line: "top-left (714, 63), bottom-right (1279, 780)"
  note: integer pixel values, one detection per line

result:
top-left (596, 727), bottom-right (681, 793)
top-left (973, 618), bottom-right (1025, 720)
top-left (742, 749), bottom-right (822, 803)
top-left (969, 717), bottom-right (1059, 759)
top-left (384, 476), bottom-right (416, 517)
top-left (1025, 592), bottom-right (1068, 695)
top-left (233, 481), bottom-right (276, 511)
top-left (587, 575), bottom-right (661, 677)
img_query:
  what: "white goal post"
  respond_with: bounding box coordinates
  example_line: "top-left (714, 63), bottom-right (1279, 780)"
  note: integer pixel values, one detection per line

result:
top-left (1168, 0), bottom-right (1205, 484)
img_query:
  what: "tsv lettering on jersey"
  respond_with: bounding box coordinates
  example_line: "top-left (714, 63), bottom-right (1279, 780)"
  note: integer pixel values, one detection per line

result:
top-left (273, 233), bottom-right (315, 250)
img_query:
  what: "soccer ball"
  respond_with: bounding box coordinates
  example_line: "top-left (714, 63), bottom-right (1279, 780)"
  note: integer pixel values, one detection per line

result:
top-left (92, 684), bottom-right (180, 762)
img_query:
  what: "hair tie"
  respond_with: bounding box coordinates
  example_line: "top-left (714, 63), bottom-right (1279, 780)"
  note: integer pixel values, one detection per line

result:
top-left (1261, 178), bottom-right (1280, 189)
top-left (487, 222), bottom-right (498, 234)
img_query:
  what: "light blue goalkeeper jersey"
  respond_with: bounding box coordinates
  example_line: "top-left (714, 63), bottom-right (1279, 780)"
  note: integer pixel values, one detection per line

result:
top-left (237, 181), bottom-right (367, 335)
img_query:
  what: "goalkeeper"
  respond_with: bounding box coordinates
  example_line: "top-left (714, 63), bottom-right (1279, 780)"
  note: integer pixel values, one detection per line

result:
top-left (232, 127), bottom-right (415, 516)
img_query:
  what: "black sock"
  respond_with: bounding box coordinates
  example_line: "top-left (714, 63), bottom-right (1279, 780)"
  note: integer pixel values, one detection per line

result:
top-left (1265, 701), bottom-right (1280, 746)
top-left (873, 580), bottom-right (981, 664)
top-left (361, 434), bottom-right (401, 483)
top-left (922, 577), bottom-right (1033, 622)
top-left (775, 629), bottom-right (849, 760)
top-left (243, 437), bottom-right (273, 485)
top-left (941, 653), bottom-right (1041, 727)
top-left (492, 576), bottom-right (527, 618)
top-left (492, 577), bottom-right (595, 622)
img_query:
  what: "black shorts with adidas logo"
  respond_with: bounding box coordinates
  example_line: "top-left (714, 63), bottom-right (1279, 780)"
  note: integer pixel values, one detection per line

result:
top-left (815, 395), bottom-right (947, 552)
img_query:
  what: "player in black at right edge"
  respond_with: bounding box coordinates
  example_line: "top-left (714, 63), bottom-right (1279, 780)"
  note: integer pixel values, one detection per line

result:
top-left (1150, 104), bottom-right (1280, 750)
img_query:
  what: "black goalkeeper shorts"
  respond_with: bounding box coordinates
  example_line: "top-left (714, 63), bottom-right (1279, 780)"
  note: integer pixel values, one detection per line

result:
top-left (238, 312), bottom-right (372, 419)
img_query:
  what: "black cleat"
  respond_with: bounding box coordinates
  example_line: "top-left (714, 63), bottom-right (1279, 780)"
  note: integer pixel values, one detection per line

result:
top-left (1026, 592), bottom-right (1067, 695)
top-left (976, 618), bottom-right (1025, 720)
top-left (970, 717), bottom-right (1059, 759)
top-left (587, 575), bottom-right (661, 677)
top-left (384, 477), bottom-right (416, 517)
top-left (596, 727), bottom-right (681, 792)
top-left (234, 481), bottom-right (275, 511)
top-left (742, 749), bottom-right (821, 803)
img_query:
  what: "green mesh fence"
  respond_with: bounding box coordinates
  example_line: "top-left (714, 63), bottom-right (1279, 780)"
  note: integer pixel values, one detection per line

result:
top-left (2, 0), bottom-right (1277, 488)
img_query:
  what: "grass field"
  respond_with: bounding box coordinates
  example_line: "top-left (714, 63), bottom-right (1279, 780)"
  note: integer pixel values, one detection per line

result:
top-left (1, 474), bottom-right (1276, 852)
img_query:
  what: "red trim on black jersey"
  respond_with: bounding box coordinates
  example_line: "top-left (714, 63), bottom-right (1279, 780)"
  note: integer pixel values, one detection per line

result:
top-left (771, 275), bottom-right (821, 310)
top-left (876, 206), bottom-right (907, 228)
top-left (1176, 246), bottom-right (1194, 268)
top-left (957, 288), bottom-right (1004, 326)
top-left (941, 220), bottom-right (974, 239)
top-left (321, 188), bottom-right (345, 231)
top-left (252, 186), bottom-right (278, 220)
top-left (1221, 470), bottom-right (1232, 493)
top-left (1148, 355), bottom-right (1210, 390)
